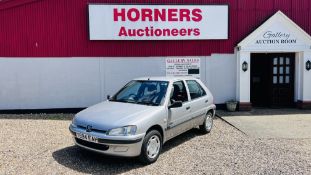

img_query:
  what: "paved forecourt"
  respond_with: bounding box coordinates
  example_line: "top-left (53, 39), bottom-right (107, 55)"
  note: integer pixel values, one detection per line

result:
top-left (218, 108), bottom-right (311, 138)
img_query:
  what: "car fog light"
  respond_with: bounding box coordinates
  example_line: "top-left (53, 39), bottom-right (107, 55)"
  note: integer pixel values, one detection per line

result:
top-left (114, 146), bottom-right (129, 152)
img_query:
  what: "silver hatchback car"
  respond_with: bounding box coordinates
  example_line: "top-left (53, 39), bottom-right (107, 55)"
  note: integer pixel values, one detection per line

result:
top-left (69, 77), bottom-right (216, 164)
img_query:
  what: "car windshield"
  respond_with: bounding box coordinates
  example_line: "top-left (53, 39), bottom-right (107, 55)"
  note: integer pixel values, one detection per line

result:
top-left (110, 80), bottom-right (169, 106)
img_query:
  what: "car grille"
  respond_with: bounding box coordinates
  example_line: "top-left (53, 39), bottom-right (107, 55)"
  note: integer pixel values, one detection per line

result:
top-left (75, 138), bottom-right (109, 151)
top-left (77, 125), bottom-right (107, 134)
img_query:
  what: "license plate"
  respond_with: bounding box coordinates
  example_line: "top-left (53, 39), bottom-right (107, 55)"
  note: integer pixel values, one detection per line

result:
top-left (76, 132), bottom-right (98, 143)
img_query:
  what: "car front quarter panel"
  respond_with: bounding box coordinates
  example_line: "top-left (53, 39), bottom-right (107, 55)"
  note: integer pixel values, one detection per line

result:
top-left (130, 106), bottom-right (168, 137)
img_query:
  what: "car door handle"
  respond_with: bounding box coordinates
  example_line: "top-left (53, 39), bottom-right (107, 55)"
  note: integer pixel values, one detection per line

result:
top-left (205, 100), bottom-right (208, 103)
top-left (186, 106), bottom-right (191, 110)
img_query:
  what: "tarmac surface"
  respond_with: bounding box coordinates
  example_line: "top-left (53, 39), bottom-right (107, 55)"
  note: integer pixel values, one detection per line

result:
top-left (218, 108), bottom-right (311, 138)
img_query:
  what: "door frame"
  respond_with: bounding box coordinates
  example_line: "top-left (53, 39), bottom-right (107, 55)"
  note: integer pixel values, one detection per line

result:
top-left (235, 11), bottom-right (311, 110)
top-left (250, 53), bottom-right (296, 107)
top-left (236, 50), bottom-right (309, 111)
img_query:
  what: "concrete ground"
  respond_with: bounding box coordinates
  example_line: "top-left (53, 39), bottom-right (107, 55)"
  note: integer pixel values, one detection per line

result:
top-left (0, 113), bottom-right (310, 175)
top-left (218, 108), bottom-right (311, 138)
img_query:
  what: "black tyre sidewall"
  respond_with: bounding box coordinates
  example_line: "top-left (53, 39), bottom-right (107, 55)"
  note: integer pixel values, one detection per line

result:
top-left (139, 130), bottom-right (162, 164)
top-left (200, 112), bottom-right (213, 133)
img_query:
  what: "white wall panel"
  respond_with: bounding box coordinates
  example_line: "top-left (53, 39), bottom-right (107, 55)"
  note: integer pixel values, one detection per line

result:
top-left (236, 51), bottom-right (251, 102)
top-left (0, 58), bottom-right (101, 109)
top-left (303, 52), bottom-right (311, 101)
top-left (204, 54), bottom-right (236, 103)
top-left (0, 56), bottom-right (235, 110)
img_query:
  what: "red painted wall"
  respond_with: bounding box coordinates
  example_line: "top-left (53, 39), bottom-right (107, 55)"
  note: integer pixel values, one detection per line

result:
top-left (0, 0), bottom-right (310, 57)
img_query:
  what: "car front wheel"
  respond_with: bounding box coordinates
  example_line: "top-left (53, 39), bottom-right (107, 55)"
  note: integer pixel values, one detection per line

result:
top-left (199, 111), bottom-right (214, 134)
top-left (139, 130), bottom-right (162, 164)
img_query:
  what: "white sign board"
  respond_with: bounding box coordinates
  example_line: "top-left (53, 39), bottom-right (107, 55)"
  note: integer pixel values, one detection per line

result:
top-left (166, 58), bottom-right (200, 79)
top-left (88, 4), bottom-right (228, 40)
top-left (254, 22), bottom-right (303, 46)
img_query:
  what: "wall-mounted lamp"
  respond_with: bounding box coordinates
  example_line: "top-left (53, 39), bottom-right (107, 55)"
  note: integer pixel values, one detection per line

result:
top-left (306, 60), bottom-right (311, 71)
top-left (242, 61), bottom-right (248, 72)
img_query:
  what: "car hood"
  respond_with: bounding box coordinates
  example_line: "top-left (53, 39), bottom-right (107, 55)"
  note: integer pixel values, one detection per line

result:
top-left (74, 101), bottom-right (159, 131)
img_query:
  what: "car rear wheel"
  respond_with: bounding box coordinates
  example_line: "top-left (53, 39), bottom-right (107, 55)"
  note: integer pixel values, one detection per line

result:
top-left (199, 111), bottom-right (213, 134)
top-left (139, 130), bottom-right (162, 164)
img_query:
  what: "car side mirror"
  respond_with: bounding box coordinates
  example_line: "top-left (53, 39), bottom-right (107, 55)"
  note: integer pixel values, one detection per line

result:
top-left (107, 95), bottom-right (110, 100)
top-left (168, 100), bottom-right (182, 109)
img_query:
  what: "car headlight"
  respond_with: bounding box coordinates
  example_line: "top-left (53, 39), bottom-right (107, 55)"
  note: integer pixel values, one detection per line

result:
top-left (107, 125), bottom-right (137, 136)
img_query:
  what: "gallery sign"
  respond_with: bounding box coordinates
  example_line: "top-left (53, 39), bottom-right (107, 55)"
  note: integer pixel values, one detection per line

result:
top-left (88, 4), bottom-right (228, 40)
top-left (253, 22), bottom-right (303, 46)
top-left (255, 31), bottom-right (297, 44)
top-left (166, 58), bottom-right (200, 79)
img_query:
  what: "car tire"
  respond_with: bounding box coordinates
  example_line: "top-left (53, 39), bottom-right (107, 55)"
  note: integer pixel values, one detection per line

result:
top-left (199, 111), bottom-right (213, 134)
top-left (139, 130), bottom-right (162, 164)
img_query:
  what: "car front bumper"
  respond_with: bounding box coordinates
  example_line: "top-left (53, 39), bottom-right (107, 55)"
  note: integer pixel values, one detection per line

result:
top-left (69, 124), bottom-right (145, 157)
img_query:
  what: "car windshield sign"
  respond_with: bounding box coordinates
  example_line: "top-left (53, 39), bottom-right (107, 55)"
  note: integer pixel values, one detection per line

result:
top-left (110, 80), bottom-right (169, 106)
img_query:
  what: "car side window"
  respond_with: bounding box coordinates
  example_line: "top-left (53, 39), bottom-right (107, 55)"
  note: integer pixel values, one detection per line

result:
top-left (186, 80), bottom-right (206, 100)
top-left (170, 81), bottom-right (188, 103)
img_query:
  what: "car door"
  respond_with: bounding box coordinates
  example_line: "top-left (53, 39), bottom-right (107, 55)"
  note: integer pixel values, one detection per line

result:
top-left (185, 80), bottom-right (209, 126)
top-left (166, 81), bottom-right (192, 140)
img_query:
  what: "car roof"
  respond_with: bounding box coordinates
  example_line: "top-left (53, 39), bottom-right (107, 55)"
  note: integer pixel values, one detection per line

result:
top-left (134, 76), bottom-right (199, 82)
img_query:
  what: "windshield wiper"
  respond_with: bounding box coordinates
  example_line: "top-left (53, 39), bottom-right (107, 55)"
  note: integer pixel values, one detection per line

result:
top-left (111, 99), bottom-right (158, 106)
top-left (136, 101), bottom-right (158, 106)
top-left (110, 99), bottom-right (136, 104)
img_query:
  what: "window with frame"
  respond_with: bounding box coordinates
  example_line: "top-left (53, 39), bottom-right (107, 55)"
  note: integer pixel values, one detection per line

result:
top-left (170, 81), bottom-right (188, 103)
top-left (186, 80), bottom-right (206, 100)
